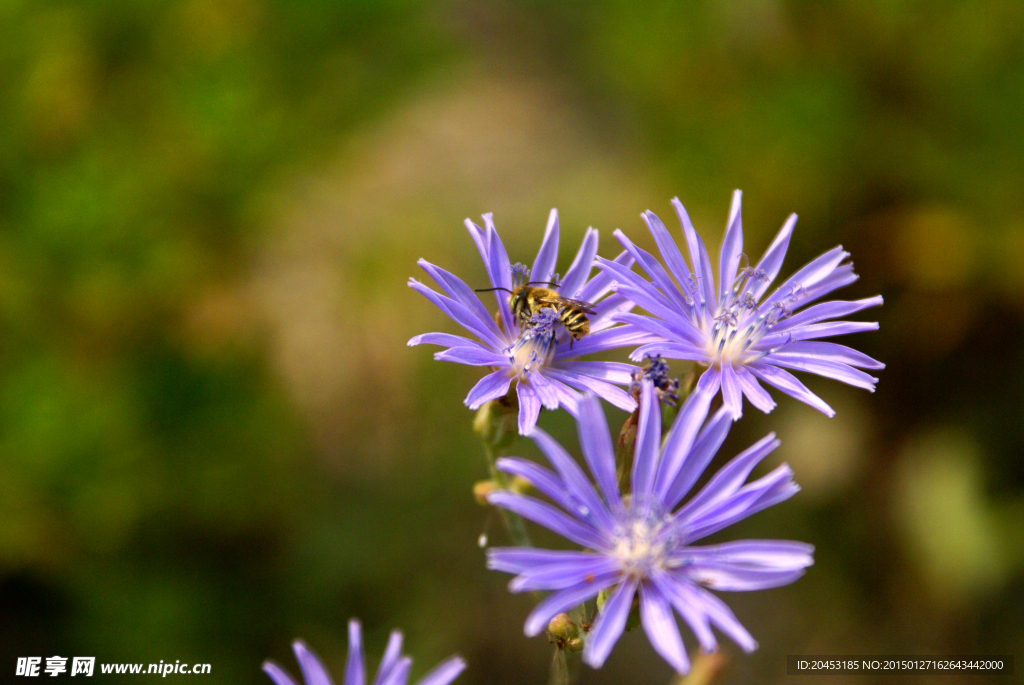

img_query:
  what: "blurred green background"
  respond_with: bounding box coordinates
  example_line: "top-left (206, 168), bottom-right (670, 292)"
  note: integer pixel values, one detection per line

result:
top-left (1, 1), bottom-right (1022, 683)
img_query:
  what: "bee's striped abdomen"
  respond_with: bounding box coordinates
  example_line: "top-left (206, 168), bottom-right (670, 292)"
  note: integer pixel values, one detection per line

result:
top-left (559, 308), bottom-right (590, 340)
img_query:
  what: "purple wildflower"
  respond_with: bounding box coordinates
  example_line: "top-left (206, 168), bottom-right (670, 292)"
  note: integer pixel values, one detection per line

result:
top-left (263, 620), bottom-right (465, 685)
top-left (598, 190), bottom-right (884, 418)
top-left (409, 209), bottom-right (656, 434)
top-left (486, 380), bottom-right (813, 674)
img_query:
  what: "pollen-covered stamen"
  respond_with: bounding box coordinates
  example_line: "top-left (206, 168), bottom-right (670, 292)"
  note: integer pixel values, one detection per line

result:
top-left (709, 307), bottom-right (740, 349)
top-left (509, 262), bottom-right (531, 288)
top-left (610, 499), bottom-right (683, 578)
top-left (729, 254), bottom-right (769, 305)
top-left (631, 355), bottom-right (680, 406)
top-left (739, 292), bottom-right (758, 311)
top-left (684, 273), bottom-right (703, 310)
top-left (766, 300), bottom-right (793, 326)
top-left (506, 309), bottom-right (560, 374)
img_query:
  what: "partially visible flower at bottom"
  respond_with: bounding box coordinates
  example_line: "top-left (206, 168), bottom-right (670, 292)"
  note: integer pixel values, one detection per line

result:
top-left (263, 620), bottom-right (466, 685)
top-left (486, 381), bottom-right (813, 674)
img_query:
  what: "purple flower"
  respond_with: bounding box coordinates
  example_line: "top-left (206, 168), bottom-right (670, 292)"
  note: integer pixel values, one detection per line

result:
top-left (409, 209), bottom-right (656, 434)
top-left (263, 620), bottom-right (465, 685)
top-left (486, 380), bottom-right (813, 674)
top-left (598, 190), bottom-right (884, 418)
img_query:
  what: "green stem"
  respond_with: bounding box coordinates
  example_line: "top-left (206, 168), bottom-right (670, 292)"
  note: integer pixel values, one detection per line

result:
top-left (482, 441), bottom-right (531, 548)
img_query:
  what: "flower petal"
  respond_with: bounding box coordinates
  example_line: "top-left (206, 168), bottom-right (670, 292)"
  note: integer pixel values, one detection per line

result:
top-left (559, 227), bottom-right (599, 298)
top-left (542, 375), bottom-right (582, 417)
top-left (654, 370), bottom-right (719, 502)
top-left (434, 347), bottom-right (508, 367)
top-left (530, 427), bottom-right (615, 532)
top-left (577, 251), bottom-right (635, 303)
top-left (408, 279), bottom-right (506, 350)
top-left (762, 246), bottom-right (847, 310)
top-left (523, 574), bottom-right (620, 637)
top-left (639, 582), bottom-right (690, 674)
top-left (482, 213), bottom-right (516, 334)
top-left (345, 620), bottom-right (365, 685)
top-left (294, 640), bottom-right (336, 685)
top-left (686, 539), bottom-right (815, 569)
top-left (685, 464), bottom-right (800, 541)
top-left (588, 293), bottom-right (637, 332)
top-left (378, 658), bottom-right (411, 685)
top-left (495, 457), bottom-right (582, 515)
top-left (487, 491), bottom-right (609, 551)
top-left (641, 210), bottom-right (695, 298)
top-left (582, 577), bottom-right (639, 668)
top-left (487, 547), bottom-right (610, 574)
top-left (651, 572), bottom-right (717, 652)
top-left (531, 208), bottom-right (561, 285)
top-left (417, 259), bottom-right (502, 339)
top-left (528, 370), bottom-right (561, 410)
top-left (516, 382), bottom-right (542, 435)
top-left (718, 190), bottom-right (744, 308)
top-left (685, 583), bottom-right (758, 652)
top-left (773, 296), bottom-right (883, 332)
top-left (614, 227), bottom-right (694, 314)
top-left (682, 564), bottom-right (807, 592)
top-left (763, 356), bottom-right (878, 391)
top-left (408, 332), bottom-right (490, 351)
top-left (464, 369), bottom-right (513, 409)
top-left (554, 325), bottom-right (656, 359)
top-left (629, 342), bottom-right (709, 364)
top-left (263, 661), bottom-right (300, 685)
top-left (616, 311), bottom-right (705, 350)
top-left (747, 364), bottom-right (835, 417)
top-left (631, 380), bottom-right (662, 498)
top-left (680, 539), bottom-right (815, 591)
top-left (576, 394), bottom-right (621, 509)
top-left (675, 433), bottom-right (780, 526)
top-left (372, 632), bottom-right (404, 685)
top-left (595, 255), bottom-right (683, 323)
top-left (553, 361), bottom-right (635, 385)
top-left (546, 368), bottom-right (637, 413)
top-left (509, 556), bottom-right (621, 592)
top-left (662, 406), bottom-right (733, 510)
top-left (763, 321), bottom-right (879, 343)
top-left (414, 657), bottom-right (466, 685)
top-left (747, 213), bottom-right (796, 300)
top-left (672, 197), bottom-right (718, 319)
top-left (720, 361), bottom-right (743, 419)
top-left (735, 366), bottom-right (776, 413)
top-left (769, 341), bottom-right (884, 370)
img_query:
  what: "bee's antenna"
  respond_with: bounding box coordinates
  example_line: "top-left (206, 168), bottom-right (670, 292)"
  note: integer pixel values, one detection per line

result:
top-left (524, 280), bottom-right (560, 287)
top-left (474, 286), bottom-right (514, 293)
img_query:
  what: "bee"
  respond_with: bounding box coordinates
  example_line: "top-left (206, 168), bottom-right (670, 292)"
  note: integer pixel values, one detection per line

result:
top-left (476, 281), bottom-right (597, 341)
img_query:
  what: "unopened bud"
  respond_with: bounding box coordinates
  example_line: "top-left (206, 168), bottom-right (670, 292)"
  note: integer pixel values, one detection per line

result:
top-left (547, 613), bottom-right (578, 640)
top-left (473, 395), bottom-right (518, 450)
top-left (509, 476), bottom-right (533, 495)
top-left (616, 411), bottom-right (639, 493)
top-left (473, 480), bottom-right (499, 505)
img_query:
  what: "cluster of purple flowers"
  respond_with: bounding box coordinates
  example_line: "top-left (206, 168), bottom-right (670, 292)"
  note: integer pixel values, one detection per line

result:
top-left (266, 191), bottom-right (881, 683)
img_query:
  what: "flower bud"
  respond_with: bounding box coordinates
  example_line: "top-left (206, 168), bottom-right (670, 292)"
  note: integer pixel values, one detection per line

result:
top-left (615, 411), bottom-right (638, 493)
top-left (547, 613), bottom-right (578, 641)
top-left (473, 395), bottom-right (518, 450)
top-left (509, 476), bottom-right (533, 495)
top-left (473, 480), bottom-right (498, 505)
top-left (565, 638), bottom-right (582, 652)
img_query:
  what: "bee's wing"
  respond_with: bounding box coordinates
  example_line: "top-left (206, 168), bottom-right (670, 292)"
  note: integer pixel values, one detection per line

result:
top-left (536, 294), bottom-right (597, 315)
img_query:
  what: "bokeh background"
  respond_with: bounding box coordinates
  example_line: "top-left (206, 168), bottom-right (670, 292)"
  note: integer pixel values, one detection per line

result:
top-left (1, 1), bottom-right (1022, 683)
